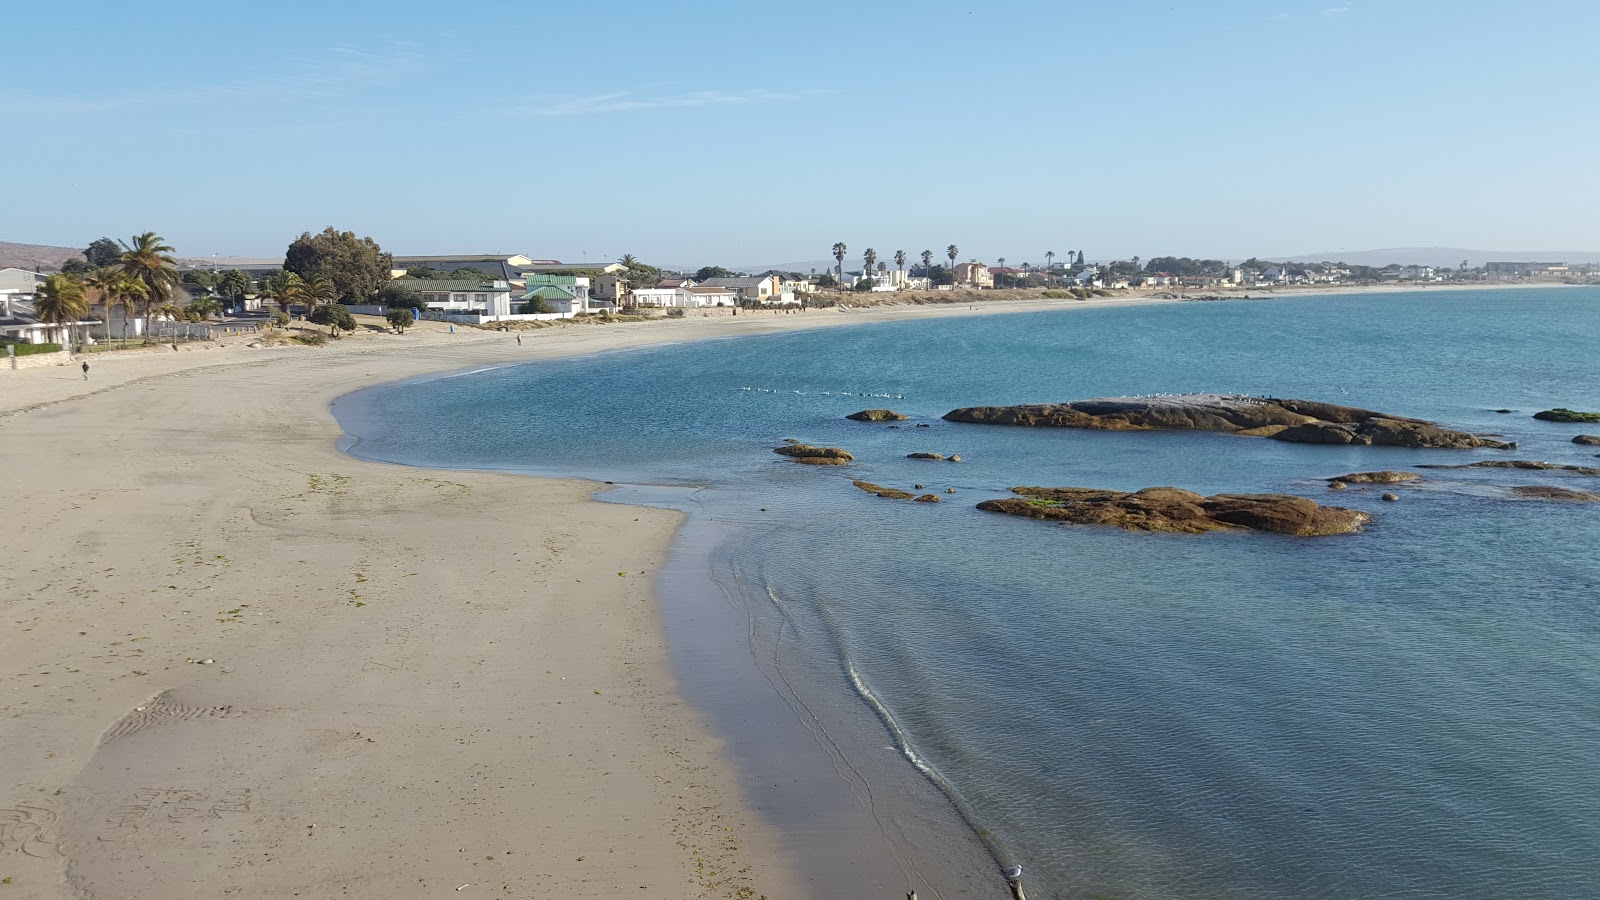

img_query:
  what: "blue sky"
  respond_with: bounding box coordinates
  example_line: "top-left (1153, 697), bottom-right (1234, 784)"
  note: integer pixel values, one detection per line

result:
top-left (5, 0), bottom-right (1597, 266)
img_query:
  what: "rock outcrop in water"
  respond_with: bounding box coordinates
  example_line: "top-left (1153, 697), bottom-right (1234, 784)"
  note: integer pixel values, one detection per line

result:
top-left (943, 394), bottom-right (1514, 450)
top-left (1509, 486), bottom-right (1600, 502)
top-left (1330, 471), bottom-right (1420, 484)
top-left (1418, 460), bottom-right (1600, 476)
top-left (1572, 435), bottom-right (1600, 445)
top-left (1534, 408), bottom-right (1600, 423)
top-left (852, 480), bottom-right (915, 500)
top-left (846, 409), bottom-right (908, 422)
top-left (774, 442), bottom-right (854, 465)
top-left (976, 486), bottom-right (1371, 536)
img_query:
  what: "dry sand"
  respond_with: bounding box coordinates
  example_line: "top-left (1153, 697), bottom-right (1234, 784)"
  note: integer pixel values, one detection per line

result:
top-left (3, 284), bottom-right (1572, 898)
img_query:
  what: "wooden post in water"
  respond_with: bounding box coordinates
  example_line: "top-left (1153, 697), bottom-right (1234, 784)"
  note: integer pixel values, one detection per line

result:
top-left (1003, 865), bottom-right (1027, 900)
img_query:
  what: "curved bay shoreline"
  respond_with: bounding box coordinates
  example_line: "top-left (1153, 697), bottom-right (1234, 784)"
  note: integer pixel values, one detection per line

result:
top-left (3, 284), bottom-right (1588, 899)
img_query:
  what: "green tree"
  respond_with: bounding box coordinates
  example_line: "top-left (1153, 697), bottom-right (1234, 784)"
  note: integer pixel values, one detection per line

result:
top-left (261, 271), bottom-right (305, 316)
top-left (384, 308), bottom-right (414, 333)
top-left (308, 302), bottom-right (356, 336)
top-left (118, 232), bottom-right (181, 344)
top-left (405, 265), bottom-right (443, 280)
top-left (854, 278), bottom-right (876, 292)
top-left (862, 248), bottom-right (877, 282)
top-left (946, 244), bottom-right (959, 272)
top-left (36, 273), bottom-right (89, 350)
top-left (182, 269), bottom-right (218, 292)
top-left (920, 249), bottom-right (933, 277)
top-left (894, 250), bottom-right (907, 287)
top-left (85, 237), bottom-right (123, 268)
top-left (61, 258), bottom-right (92, 275)
top-left (832, 242), bottom-right (847, 290)
top-left (218, 269), bottom-right (252, 302)
top-left (284, 226), bottom-right (394, 303)
top-left (695, 265), bottom-right (733, 281)
top-left (185, 296), bottom-right (222, 320)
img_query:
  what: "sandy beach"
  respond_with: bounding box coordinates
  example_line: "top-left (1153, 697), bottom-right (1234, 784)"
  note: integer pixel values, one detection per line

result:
top-left (0, 283), bottom-right (1582, 899)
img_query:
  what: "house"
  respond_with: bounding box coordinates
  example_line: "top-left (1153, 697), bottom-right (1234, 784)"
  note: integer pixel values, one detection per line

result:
top-left (390, 254), bottom-right (551, 282)
top-left (594, 274), bottom-right (628, 304)
top-left (952, 262), bottom-right (993, 288)
top-left (700, 273), bottom-right (781, 303)
top-left (399, 280), bottom-right (516, 317)
top-left (0, 268), bottom-right (46, 293)
top-left (521, 274), bottom-right (597, 315)
top-left (628, 283), bottom-right (736, 308)
top-left (683, 285), bottom-right (737, 306)
top-left (0, 294), bottom-right (100, 346)
top-left (1072, 269), bottom-right (1104, 289)
top-left (517, 262), bottom-right (627, 277)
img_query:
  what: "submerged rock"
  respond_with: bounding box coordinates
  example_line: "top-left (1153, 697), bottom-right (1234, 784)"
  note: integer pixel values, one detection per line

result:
top-left (1573, 434), bottom-right (1600, 445)
top-left (1331, 471), bottom-right (1420, 484)
top-left (852, 480), bottom-right (915, 500)
top-left (976, 485), bottom-right (1370, 537)
top-left (913, 494), bottom-right (943, 503)
top-left (846, 409), bottom-right (908, 422)
top-left (1329, 481), bottom-right (1348, 491)
top-left (1382, 493), bottom-right (1400, 502)
top-left (943, 394), bottom-right (1512, 450)
top-left (907, 452), bottom-right (945, 460)
top-left (1418, 460), bottom-right (1600, 476)
top-left (1534, 408), bottom-right (1600, 423)
top-left (774, 443), bottom-right (854, 464)
top-left (1510, 485), bottom-right (1600, 502)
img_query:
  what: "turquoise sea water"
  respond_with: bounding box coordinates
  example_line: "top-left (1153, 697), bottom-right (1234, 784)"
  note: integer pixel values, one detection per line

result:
top-left (337, 289), bottom-right (1600, 899)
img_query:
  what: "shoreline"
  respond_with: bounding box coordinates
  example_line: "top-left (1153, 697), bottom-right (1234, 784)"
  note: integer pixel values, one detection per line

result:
top-left (1, 283), bottom-right (1586, 898)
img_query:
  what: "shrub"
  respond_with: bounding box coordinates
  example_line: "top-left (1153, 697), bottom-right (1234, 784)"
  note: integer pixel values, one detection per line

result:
top-left (271, 312), bottom-right (290, 326)
top-left (384, 308), bottom-right (414, 333)
top-left (291, 331), bottom-right (327, 346)
top-left (666, 308), bottom-right (685, 318)
top-left (308, 303), bottom-right (357, 334)
top-left (1041, 290), bottom-right (1073, 299)
top-left (854, 278), bottom-right (876, 292)
top-left (2, 341), bottom-right (63, 356)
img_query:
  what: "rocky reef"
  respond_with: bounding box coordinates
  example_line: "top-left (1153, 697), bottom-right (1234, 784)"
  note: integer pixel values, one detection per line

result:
top-left (1330, 471), bottom-right (1420, 484)
top-left (1418, 460), bottom-right (1600, 476)
top-left (943, 394), bottom-right (1513, 450)
top-left (774, 442), bottom-right (854, 466)
top-left (852, 480), bottom-right (916, 500)
top-left (846, 409), bottom-right (908, 422)
top-left (977, 486), bottom-right (1371, 536)
top-left (1510, 486), bottom-right (1600, 502)
top-left (1572, 435), bottom-right (1600, 445)
top-left (1534, 408), bottom-right (1600, 424)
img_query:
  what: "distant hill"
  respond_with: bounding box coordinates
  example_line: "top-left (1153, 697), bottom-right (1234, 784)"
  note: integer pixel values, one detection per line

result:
top-left (0, 240), bottom-right (84, 271)
top-left (1272, 247), bottom-right (1600, 268)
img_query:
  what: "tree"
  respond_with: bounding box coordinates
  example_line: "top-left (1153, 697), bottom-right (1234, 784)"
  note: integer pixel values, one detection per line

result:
top-left (185, 296), bottom-right (221, 321)
top-left (920, 250), bottom-right (933, 278)
top-left (694, 265), bottom-right (733, 281)
top-left (36, 274), bottom-right (88, 350)
top-left (85, 237), bottom-right (122, 268)
top-left (261, 271), bottom-right (305, 316)
top-left (118, 232), bottom-right (181, 344)
top-left (182, 269), bottom-right (218, 293)
top-left (946, 244), bottom-right (959, 272)
top-left (1076, 250), bottom-right (1085, 267)
top-left (284, 226), bottom-right (394, 303)
top-left (308, 302), bottom-right (356, 336)
top-left (854, 278), bottom-right (877, 292)
top-left (928, 265), bottom-right (954, 287)
top-left (814, 273), bottom-right (838, 288)
top-left (218, 269), bottom-right (252, 302)
top-left (863, 248), bottom-right (878, 282)
top-left (303, 274), bottom-right (339, 310)
top-left (384, 308), bottom-right (414, 333)
top-left (61, 258), bottom-right (92, 275)
top-left (1046, 250), bottom-right (1056, 272)
top-left (894, 250), bottom-right (907, 287)
top-left (832, 242), bottom-right (847, 290)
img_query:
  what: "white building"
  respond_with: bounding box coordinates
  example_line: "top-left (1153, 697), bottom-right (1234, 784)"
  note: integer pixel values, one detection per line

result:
top-left (406, 280), bottom-right (516, 317)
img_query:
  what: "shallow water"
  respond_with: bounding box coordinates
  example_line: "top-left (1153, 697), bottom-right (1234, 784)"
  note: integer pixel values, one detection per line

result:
top-left (337, 289), bottom-right (1600, 899)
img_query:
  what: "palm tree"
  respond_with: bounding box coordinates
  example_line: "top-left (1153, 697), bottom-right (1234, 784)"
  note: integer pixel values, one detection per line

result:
top-left (863, 248), bottom-right (878, 282)
top-left (832, 242), bottom-right (847, 290)
top-left (946, 245), bottom-right (959, 281)
top-left (118, 232), bottom-right (181, 344)
top-left (619, 253), bottom-right (637, 268)
top-left (304, 274), bottom-right (338, 311)
top-left (218, 269), bottom-right (252, 304)
top-left (35, 273), bottom-right (89, 350)
top-left (1045, 251), bottom-right (1056, 275)
top-left (920, 250), bottom-right (933, 279)
top-left (894, 250), bottom-right (906, 287)
top-left (996, 257), bottom-right (1007, 287)
top-left (262, 271), bottom-right (305, 318)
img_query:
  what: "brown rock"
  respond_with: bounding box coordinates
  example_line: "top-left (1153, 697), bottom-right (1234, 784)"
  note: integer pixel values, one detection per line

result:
top-left (913, 494), bottom-right (943, 503)
top-left (1510, 486), bottom-right (1600, 502)
top-left (774, 443), bottom-right (853, 462)
top-left (943, 393), bottom-right (1512, 450)
top-left (852, 480), bottom-right (915, 500)
top-left (1418, 460), bottom-right (1600, 476)
top-left (977, 485), bottom-right (1369, 536)
top-left (948, 455), bottom-right (963, 462)
top-left (1329, 481), bottom-right (1348, 491)
top-left (907, 452), bottom-right (945, 460)
top-left (792, 456), bottom-right (849, 466)
top-left (846, 409), bottom-right (908, 422)
top-left (1331, 471), bottom-right (1420, 484)
top-left (1572, 435), bottom-right (1600, 445)
top-left (1381, 493), bottom-right (1400, 502)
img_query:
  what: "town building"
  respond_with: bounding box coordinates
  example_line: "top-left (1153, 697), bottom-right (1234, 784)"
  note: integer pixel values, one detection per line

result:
top-left (1485, 261), bottom-right (1568, 278)
top-left (390, 255), bottom-right (551, 282)
top-left (952, 262), bottom-right (993, 288)
top-left (700, 273), bottom-right (781, 303)
top-left (400, 280), bottom-right (516, 317)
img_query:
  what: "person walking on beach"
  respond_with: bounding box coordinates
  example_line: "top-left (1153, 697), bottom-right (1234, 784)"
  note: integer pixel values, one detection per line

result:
top-left (81, 360), bottom-right (90, 380)
top-left (516, 334), bottom-right (522, 346)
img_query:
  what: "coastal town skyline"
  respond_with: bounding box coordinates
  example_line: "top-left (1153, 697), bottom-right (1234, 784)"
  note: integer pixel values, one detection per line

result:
top-left (7, 1), bottom-right (1599, 261)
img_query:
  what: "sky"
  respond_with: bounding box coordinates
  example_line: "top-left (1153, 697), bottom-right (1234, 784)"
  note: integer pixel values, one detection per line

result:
top-left (4, 0), bottom-right (1598, 266)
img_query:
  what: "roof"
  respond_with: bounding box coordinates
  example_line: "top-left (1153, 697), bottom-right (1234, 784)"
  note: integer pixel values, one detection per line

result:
top-left (655, 279), bottom-right (694, 288)
top-left (392, 279), bottom-right (512, 293)
top-left (700, 276), bottom-right (771, 288)
top-left (684, 286), bottom-right (735, 294)
top-left (521, 285), bottom-right (579, 301)
top-left (393, 258), bottom-right (527, 280)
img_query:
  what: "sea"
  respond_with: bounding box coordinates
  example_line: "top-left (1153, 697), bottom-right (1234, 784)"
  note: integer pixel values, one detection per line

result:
top-left (334, 287), bottom-right (1600, 899)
